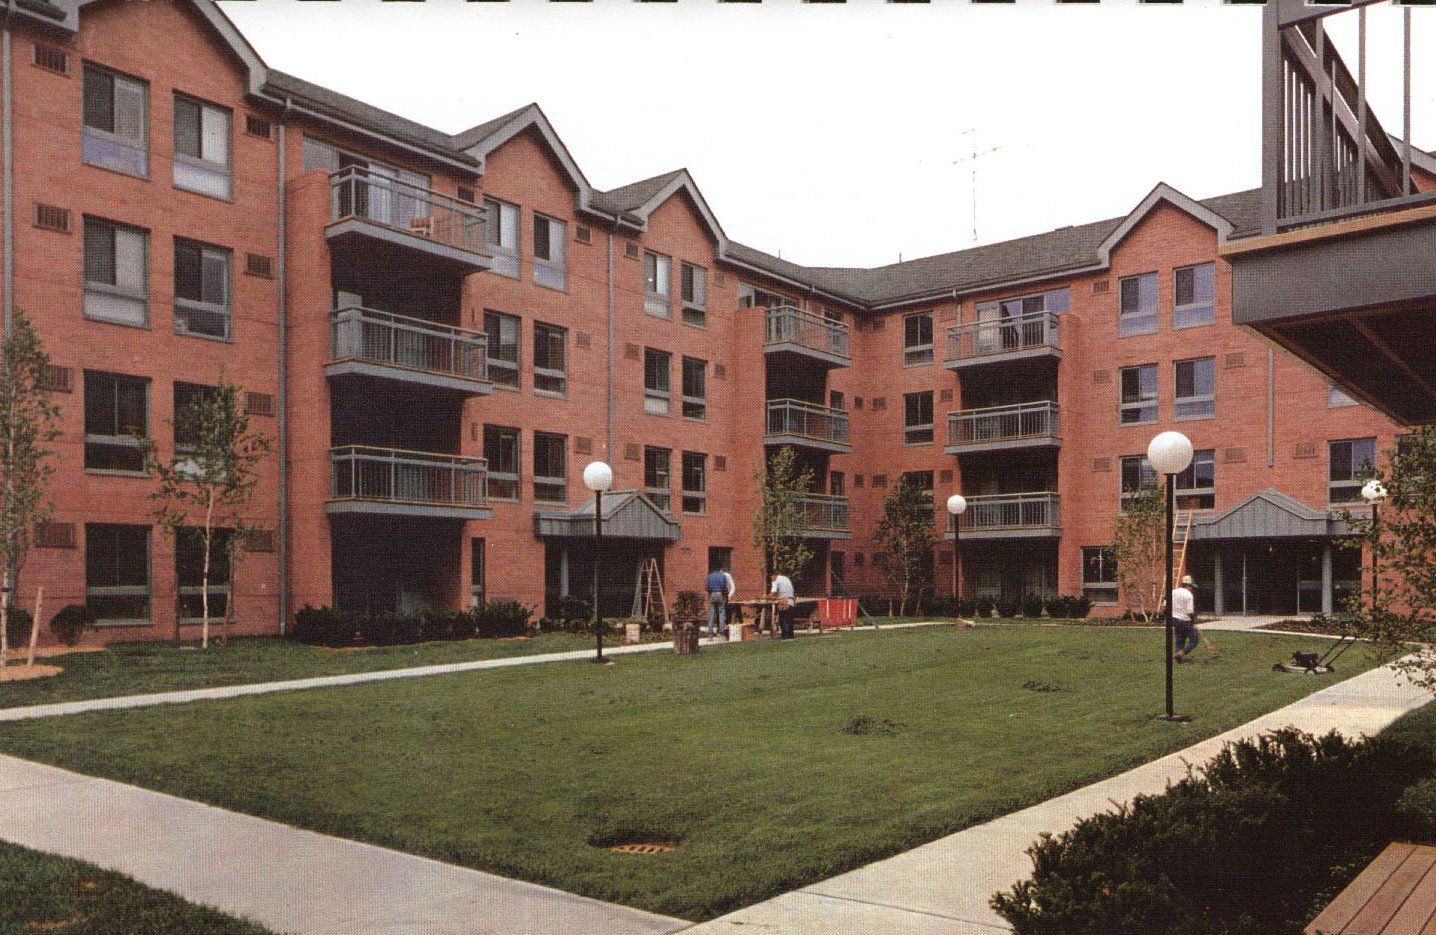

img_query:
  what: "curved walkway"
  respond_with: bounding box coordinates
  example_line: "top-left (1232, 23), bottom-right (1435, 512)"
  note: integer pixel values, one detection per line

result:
top-left (0, 625), bottom-right (1428, 935)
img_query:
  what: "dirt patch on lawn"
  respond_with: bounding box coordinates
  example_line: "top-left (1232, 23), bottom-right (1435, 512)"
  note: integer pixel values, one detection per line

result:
top-left (0, 662), bottom-right (62, 680)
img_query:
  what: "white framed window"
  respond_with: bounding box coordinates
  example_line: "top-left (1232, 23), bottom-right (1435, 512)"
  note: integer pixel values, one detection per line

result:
top-left (1120, 363), bottom-right (1158, 425)
top-left (1119, 454), bottom-right (1158, 508)
top-left (533, 214), bottom-right (566, 290)
top-left (83, 217), bottom-right (148, 327)
top-left (1175, 449), bottom-right (1216, 510)
top-left (533, 322), bottom-right (567, 397)
top-left (86, 523), bottom-right (151, 625)
top-left (481, 197), bottom-right (520, 278)
top-left (82, 63), bottom-right (148, 177)
top-left (903, 311), bottom-right (934, 366)
top-left (483, 311), bottom-right (520, 390)
top-left (681, 262), bottom-right (707, 327)
top-left (173, 94), bottom-right (231, 199)
top-left (1082, 546), bottom-right (1119, 605)
top-left (483, 424), bottom-right (520, 501)
top-left (681, 356), bottom-right (707, 421)
top-left (1328, 437), bottom-right (1376, 504)
top-left (644, 348), bottom-right (671, 415)
top-left (644, 446), bottom-right (672, 512)
top-left (175, 526), bottom-right (230, 622)
top-left (1174, 356), bottom-right (1215, 420)
top-left (682, 451), bottom-right (707, 515)
top-left (173, 238), bottom-right (232, 340)
top-left (1173, 263), bottom-right (1215, 329)
top-left (1118, 272), bottom-right (1159, 337)
top-left (738, 283), bottom-right (790, 309)
top-left (533, 431), bottom-right (567, 504)
top-left (903, 391), bottom-right (933, 445)
top-left (84, 370), bottom-right (149, 473)
top-left (644, 251), bottom-right (671, 318)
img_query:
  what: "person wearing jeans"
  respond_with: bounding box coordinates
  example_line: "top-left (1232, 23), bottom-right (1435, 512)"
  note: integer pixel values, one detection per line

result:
top-left (704, 567), bottom-right (729, 638)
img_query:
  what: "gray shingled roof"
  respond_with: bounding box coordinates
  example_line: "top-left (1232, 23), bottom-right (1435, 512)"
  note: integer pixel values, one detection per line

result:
top-left (592, 170), bottom-right (689, 215)
top-left (450, 103), bottom-right (537, 152)
top-left (264, 70), bottom-right (477, 167)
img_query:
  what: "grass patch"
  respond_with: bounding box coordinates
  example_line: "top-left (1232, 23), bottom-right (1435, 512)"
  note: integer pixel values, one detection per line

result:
top-left (0, 633), bottom-right (598, 709)
top-left (0, 839), bottom-right (274, 934)
top-left (0, 626), bottom-right (1379, 921)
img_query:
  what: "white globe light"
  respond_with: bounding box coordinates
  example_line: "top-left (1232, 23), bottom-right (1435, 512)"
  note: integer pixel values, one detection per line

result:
top-left (1147, 431), bottom-right (1194, 476)
top-left (946, 494), bottom-right (968, 515)
top-left (1361, 479), bottom-right (1388, 503)
top-left (582, 461), bottom-right (613, 492)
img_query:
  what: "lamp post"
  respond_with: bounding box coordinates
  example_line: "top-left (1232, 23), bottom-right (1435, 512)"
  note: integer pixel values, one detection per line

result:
top-left (946, 494), bottom-right (967, 625)
top-left (583, 461), bottom-right (613, 663)
top-left (1361, 479), bottom-right (1387, 610)
top-left (1148, 430), bottom-right (1193, 722)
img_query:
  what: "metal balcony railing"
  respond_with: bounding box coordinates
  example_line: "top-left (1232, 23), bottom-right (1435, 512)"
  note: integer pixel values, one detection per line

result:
top-left (952, 492), bottom-right (1061, 532)
top-left (766, 398), bottom-right (850, 446)
top-left (947, 401), bottom-right (1059, 448)
top-left (331, 307), bottom-right (487, 381)
top-left (331, 446), bottom-right (488, 507)
top-left (765, 306), bottom-right (850, 359)
top-left (946, 311), bottom-right (1060, 362)
top-left (329, 166), bottom-right (484, 253)
top-left (801, 494), bottom-right (850, 533)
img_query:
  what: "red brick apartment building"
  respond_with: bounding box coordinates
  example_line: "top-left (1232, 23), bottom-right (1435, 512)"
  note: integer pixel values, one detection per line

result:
top-left (2, 0), bottom-right (1426, 644)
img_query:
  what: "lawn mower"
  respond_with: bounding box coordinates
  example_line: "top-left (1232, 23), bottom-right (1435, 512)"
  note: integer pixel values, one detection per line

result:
top-left (1272, 632), bottom-right (1357, 674)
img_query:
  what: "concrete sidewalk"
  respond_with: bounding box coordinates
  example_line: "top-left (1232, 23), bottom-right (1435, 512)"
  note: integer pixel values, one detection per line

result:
top-left (0, 632), bottom-right (1429, 935)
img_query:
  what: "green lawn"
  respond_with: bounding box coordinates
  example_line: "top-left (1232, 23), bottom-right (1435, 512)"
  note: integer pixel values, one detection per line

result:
top-left (0, 839), bottom-right (274, 935)
top-left (0, 625), bottom-right (1382, 922)
top-left (0, 633), bottom-right (598, 709)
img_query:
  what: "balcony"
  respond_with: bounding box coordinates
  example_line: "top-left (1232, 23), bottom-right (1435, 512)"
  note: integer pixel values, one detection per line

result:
top-left (945, 311), bottom-right (1060, 370)
top-left (948, 492), bottom-right (1060, 540)
top-left (764, 306), bottom-right (851, 367)
top-left (328, 446), bottom-right (491, 520)
top-left (327, 306), bottom-right (492, 396)
top-left (945, 401), bottom-right (1060, 455)
top-left (765, 398), bottom-right (852, 453)
top-left (799, 494), bottom-right (851, 539)
top-left (325, 166), bottom-right (488, 274)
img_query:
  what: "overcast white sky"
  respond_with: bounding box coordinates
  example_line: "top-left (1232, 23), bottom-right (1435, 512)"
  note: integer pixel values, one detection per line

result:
top-left (220, 0), bottom-right (1434, 268)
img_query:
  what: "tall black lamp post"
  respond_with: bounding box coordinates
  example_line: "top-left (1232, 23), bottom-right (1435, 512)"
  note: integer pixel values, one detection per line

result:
top-left (946, 494), bottom-right (967, 624)
top-left (583, 461), bottom-right (613, 663)
top-left (1148, 430), bottom-right (1192, 723)
top-left (1361, 478), bottom-right (1388, 608)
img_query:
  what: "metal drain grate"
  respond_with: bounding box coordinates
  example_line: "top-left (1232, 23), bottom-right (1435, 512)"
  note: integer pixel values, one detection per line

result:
top-left (608, 842), bottom-right (674, 854)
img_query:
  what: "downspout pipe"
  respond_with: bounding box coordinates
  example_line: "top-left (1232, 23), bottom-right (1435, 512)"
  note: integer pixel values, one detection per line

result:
top-left (276, 97), bottom-right (291, 633)
top-left (606, 230), bottom-right (614, 464)
top-left (3, 17), bottom-right (12, 336)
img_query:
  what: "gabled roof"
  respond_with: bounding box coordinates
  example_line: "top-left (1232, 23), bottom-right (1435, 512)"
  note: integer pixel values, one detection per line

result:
top-left (1096, 183), bottom-right (1237, 262)
top-left (533, 491), bottom-right (683, 541)
top-left (591, 169), bottom-right (729, 247)
top-left (452, 102), bottom-right (593, 201)
top-left (1191, 488), bottom-right (1350, 540)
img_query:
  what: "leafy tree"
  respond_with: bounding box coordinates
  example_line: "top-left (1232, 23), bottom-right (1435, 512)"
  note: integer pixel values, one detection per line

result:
top-left (1110, 482), bottom-right (1165, 623)
top-left (873, 475), bottom-right (937, 615)
top-left (148, 374), bottom-right (270, 649)
top-left (1344, 426), bottom-right (1436, 691)
top-left (751, 445), bottom-right (814, 583)
top-left (0, 312), bottom-right (60, 678)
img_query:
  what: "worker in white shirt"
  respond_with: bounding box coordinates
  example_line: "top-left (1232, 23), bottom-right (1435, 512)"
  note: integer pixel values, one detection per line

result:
top-left (1172, 575), bottom-right (1200, 662)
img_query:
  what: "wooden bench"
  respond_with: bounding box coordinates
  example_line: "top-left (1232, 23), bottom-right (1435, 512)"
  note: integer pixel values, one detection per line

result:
top-left (1305, 842), bottom-right (1436, 934)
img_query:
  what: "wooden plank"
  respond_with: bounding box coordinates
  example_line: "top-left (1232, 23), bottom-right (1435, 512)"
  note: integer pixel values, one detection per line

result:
top-left (1385, 858), bottom-right (1436, 935)
top-left (1352, 848), bottom-right (1436, 935)
top-left (1308, 843), bottom-right (1416, 935)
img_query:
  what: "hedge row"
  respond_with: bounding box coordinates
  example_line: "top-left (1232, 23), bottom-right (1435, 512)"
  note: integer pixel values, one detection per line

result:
top-left (855, 594), bottom-right (1092, 620)
top-left (289, 601), bottom-right (532, 648)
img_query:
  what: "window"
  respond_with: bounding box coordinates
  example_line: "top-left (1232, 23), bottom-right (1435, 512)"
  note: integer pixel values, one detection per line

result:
top-left (681, 357), bottom-right (707, 421)
top-left (1118, 272), bottom-right (1159, 336)
top-left (682, 451), bottom-right (707, 514)
top-left (173, 238), bottom-right (231, 339)
top-left (737, 283), bottom-right (790, 309)
top-left (172, 382), bottom-right (216, 456)
top-left (482, 198), bottom-right (520, 278)
top-left (1175, 449), bottom-right (1216, 510)
top-left (1173, 263), bottom-right (1215, 328)
top-left (483, 424), bottom-right (520, 501)
top-left (681, 262), bottom-right (707, 326)
top-left (1082, 546), bottom-right (1118, 604)
top-left (175, 527), bottom-right (230, 622)
top-left (1119, 454), bottom-right (1158, 506)
top-left (302, 138), bottom-right (429, 228)
top-left (644, 348), bottom-right (671, 415)
top-left (830, 390), bottom-right (845, 411)
top-left (533, 431), bottom-right (567, 503)
top-left (532, 213), bottom-right (566, 289)
top-left (829, 471), bottom-right (845, 497)
top-left (173, 94), bottom-right (231, 199)
top-left (644, 251), bottom-right (671, 318)
top-left (1328, 384), bottom-right (1359, 408)
top-left (483, 311), bottom-right (520, 390)
top-left (84, 371), bottom-right (148, 472)
top-left (971, 288), bottom-right (1068, 354)
top-left (471, 538), bottom-right (486, 607)
top-left (1120, 363), bottom-right (1158, 425)
top-left (83, 217), bottom-right (148, 326)
top-left (1329, 437), bottom-right (1376, 504)
top-left (533, 322), bottom-right (567, 397)
top-left (1174, 357), bottom-right (1215, 420)
top-left (903, 470), bottom-right (936, 522)
top-left (644, 446), bottom-right (672, 511)
top-left (903, 311), bottom-right (934, 366)
top-left (903, 391), bottom-right (934, 445)
top-left (82, 63), bottom-right (148, 177)
top-left (86, 524), bottom-right (150, 624)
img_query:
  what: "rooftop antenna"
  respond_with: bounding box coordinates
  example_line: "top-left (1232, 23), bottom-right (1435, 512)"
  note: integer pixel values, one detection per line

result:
top-left (954, 129), bottom-right (1002, 247)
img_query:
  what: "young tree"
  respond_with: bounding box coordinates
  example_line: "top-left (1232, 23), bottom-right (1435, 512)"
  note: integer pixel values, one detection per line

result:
top-left (149, 374), bottom-right (270, 649)
top-left (1110, 481), bottom-right (1165, 623)
top-left (0, 312), bottom-right (60, 679)
top-left (873, 475), bottom-right (937, 615)
top-left (1344, 426), bottom-right (1436, 691)
top-left (751, 445), bottom-right (815, 583)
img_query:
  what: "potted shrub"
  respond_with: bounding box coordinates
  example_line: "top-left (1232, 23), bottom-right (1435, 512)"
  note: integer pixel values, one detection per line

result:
top-left (49, 604), bottom-right (96, 647)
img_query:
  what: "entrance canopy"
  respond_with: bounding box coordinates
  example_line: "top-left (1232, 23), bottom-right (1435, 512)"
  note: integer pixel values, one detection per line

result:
top-left (1189, 488), bottom-right (1353, 541)
top-left (533, 490), bottom-right (682, 541)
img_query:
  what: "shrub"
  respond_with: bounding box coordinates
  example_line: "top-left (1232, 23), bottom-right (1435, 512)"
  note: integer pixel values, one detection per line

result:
top-left (995, 597), bottom-right (1019, 619)
top-left (49, 604), bottom-right (96, 647)
top-left (1396, 777), bottom-right (1436, 839)
top-left (1068, 594), bottom-right (1092, 619)
top-left (4, 607), bottom-right (32, 649)
top-left (673, 590), bottom-right (705, 623)
top-left (290, 606), bottom-right (358, 647)
top-left (478, 599), bottom-right (531, 638)
top-left (557, 594), bottom-right (590, 626)
top-left (1020, 594), bottom-right (1045, 618)
top-left (991, 728), bottom-right (1432, 935)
